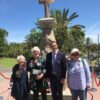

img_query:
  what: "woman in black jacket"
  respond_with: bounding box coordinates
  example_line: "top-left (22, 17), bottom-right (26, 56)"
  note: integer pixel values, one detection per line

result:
top-left (28, 46), bottom-right (47, 100)
top-left (10, 55), bottom-right (29, 100)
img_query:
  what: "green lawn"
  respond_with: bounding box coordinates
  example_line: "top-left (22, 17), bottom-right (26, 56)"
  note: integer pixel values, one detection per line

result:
top-left (0, 58), bottom-right (17, 68)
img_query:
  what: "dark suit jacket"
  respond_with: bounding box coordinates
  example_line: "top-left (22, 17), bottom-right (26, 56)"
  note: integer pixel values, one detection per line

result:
top-left (46, 51), bottom-right (67, 79)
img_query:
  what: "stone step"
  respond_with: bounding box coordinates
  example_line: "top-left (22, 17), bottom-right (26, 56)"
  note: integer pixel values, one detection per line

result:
top-left (28, 89), bottom-right (72, 100)
top-left (28, 95), bottom-right (71, 100)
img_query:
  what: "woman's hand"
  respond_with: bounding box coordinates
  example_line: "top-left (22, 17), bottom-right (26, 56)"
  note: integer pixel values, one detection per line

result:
top-left (86, 85), bottom-right (90, 89)
top-left (36, 73), bottom-right (44, 80)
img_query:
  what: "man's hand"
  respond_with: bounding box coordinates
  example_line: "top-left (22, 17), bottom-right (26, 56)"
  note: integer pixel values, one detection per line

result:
top-left (36, 73), bottom-right (44, 80)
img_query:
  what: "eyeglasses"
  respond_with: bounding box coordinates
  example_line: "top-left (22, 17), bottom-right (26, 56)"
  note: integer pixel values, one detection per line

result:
top-left (71, 53), bottom-right (79, 56)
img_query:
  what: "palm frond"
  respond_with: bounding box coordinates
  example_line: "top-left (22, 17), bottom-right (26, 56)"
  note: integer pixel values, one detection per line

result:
top-left (68, 12), bottom-right (79, 22)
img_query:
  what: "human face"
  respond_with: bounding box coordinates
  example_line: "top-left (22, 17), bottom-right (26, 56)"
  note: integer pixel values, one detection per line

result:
top-left (18, 59), bottom-right (26, 67)
top-left (71, 52), bottom-right (79, 61)
top-left (33, 50), bottom-right (40, 59)
top-left (51, 42), bottom-right (58, 51)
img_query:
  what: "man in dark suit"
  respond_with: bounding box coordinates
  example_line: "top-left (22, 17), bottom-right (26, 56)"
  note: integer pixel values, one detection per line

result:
top-left (46, 41), bottom-right (67, 100)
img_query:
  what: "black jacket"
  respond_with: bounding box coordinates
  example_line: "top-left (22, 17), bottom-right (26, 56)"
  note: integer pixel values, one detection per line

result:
top-left (46, 51), bottom-right (67, 79)
top-left (11, 64), bottom-right (29, 99)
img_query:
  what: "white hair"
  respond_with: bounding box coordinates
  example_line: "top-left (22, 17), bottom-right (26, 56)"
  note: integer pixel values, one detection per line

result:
top-left (17, 55), bottom-right (25, 62)
top-left (31, 46), bottom-right (40, 53)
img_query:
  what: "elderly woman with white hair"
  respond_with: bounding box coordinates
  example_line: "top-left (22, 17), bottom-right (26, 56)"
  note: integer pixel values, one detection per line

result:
top-left (10, 55), bottom-right (29, 100)
top-left (27, 46), bottom-right (47, 100)
top-left (67, 48), bottom-right (91, 100)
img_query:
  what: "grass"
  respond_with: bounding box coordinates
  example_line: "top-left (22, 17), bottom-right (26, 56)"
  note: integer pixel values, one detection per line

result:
top-left (0, 57), bottom-right (17, 68)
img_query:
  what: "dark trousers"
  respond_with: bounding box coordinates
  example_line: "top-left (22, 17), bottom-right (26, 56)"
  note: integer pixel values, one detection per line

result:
top-left (33, 89), bottom-right (47, 100)
top-left (70, 89), bottom-right (87, 100)
top-left (50, 75), bottom-right (63, 100)
top-left (33, 79), bottom-right (47, 100)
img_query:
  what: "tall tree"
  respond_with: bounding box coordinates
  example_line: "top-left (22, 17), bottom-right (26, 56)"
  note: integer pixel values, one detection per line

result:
top-left (25, 28), bottom-right (41, 48)
top-left (0, 28), bottom-right (8, 57)
top-left (84, 37), bottom-right (93, 60)
top-left (5, 42), bottom-right (24, 58)
top-left (24, 28), bottom-right (41, 58)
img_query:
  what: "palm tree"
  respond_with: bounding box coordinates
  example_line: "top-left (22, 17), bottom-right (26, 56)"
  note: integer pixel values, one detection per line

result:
top-left (69, 25), bottom-right (85, 49)
top-left (50, 9), bottom-right (85, 52)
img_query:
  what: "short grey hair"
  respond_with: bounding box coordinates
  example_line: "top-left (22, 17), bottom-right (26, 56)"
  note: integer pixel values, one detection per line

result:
top-left (31, 46), bottom-right (40, 53)
top-left (17, 55), bottom-right (25, 62)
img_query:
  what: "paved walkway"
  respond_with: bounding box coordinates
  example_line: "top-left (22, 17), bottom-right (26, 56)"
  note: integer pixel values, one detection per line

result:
top-left (0, 72), bottom-right (14, 100)
top-left (0, 70), bottom-right (100, 100)
top-left (0, 67), bottom-right (11, 73)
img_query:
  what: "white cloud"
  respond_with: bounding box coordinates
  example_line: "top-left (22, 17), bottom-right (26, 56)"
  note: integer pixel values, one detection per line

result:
top-left (86, 23), bottom-right (100, 43)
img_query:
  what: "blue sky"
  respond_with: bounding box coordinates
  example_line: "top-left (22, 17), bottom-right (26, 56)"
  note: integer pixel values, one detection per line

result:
top-left (0, 0), bottom-right (100, 43)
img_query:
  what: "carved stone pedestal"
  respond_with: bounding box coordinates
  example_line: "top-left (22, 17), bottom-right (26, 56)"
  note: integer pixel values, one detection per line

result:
top-left (39, 17), bottom-right (56, 53)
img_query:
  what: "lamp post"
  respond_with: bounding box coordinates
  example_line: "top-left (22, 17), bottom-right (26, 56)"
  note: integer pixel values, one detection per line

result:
top-left (97, 34), bottom-right (99, 67)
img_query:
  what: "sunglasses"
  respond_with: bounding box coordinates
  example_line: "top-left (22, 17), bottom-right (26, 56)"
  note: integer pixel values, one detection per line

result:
top-left (71, 53), bottom-right (79, 56)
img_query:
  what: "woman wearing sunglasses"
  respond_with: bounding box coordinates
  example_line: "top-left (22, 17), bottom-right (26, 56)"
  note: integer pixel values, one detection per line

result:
top-left (67, 48), bottom-right (91, 100)
top-left (10, 55), bottom-right (29, 100)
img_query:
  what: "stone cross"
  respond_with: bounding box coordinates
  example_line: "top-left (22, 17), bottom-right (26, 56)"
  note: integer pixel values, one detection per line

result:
top-left (38, 0), bottom-right (54, 17)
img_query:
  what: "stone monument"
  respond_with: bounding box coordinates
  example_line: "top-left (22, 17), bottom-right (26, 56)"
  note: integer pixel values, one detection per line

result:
top-left (38, 0), bottom-right (56, 53)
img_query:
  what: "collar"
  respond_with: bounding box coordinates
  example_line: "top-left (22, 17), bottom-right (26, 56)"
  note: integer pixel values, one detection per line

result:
top-left (52, 50), bottom-right (58, 54)
top-left (71, 57), bottom-right (82, 62)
